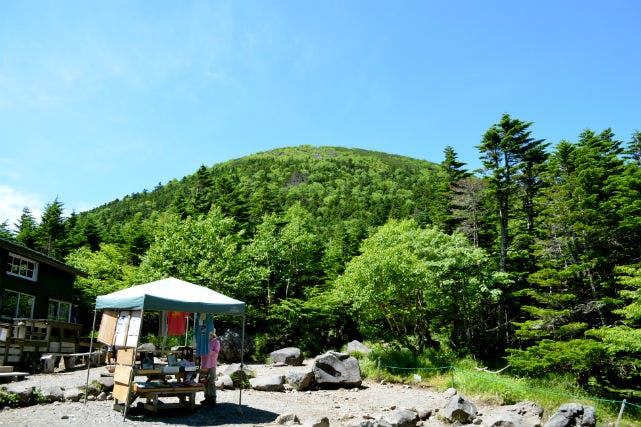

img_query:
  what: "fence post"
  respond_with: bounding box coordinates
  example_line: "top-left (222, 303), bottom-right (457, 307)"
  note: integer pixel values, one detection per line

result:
top-left (450, 366), bottom-right (455, 389)
top-left (377, 358), bottom-right (381, 382)
top-left (615, 399), bottom-right (626, 427)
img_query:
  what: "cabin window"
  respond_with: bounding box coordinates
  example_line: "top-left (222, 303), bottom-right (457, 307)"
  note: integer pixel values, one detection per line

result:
top-left (6, 253), bottom-right (38, 281)
top-left (48, 299), bottom-right (72, 322)
top-left (0, 290), bottom-right (35, 319)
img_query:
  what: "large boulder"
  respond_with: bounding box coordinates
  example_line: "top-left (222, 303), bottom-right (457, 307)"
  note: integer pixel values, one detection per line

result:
top-left (219, 328), bottom-right (254, 362)
top-left (439, 388), bottom-right (477, 424)
top-left (270, 347), bottom-right (304, 366)
top-left (544, 403), bottom-right (596, 427)
top-left (250, 375), bottom-right (285, 391)
top-left (484, 401), bottom-right (544, 427)
top-left (313, 351), bottom-right (362, 388)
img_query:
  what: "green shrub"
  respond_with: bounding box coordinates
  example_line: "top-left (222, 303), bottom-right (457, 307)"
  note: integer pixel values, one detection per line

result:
top-left (0, 391), bottom-right (19, 408)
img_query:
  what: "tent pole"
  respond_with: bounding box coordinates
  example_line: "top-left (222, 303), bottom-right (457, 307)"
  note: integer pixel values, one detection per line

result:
top-left (84, 308), bottom-right (98, 405)
top-left (238, 315), bottom-right (245, 409)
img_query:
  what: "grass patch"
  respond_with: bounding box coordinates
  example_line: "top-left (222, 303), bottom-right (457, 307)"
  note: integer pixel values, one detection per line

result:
top-left (360, 350), bottom-right (640, 426)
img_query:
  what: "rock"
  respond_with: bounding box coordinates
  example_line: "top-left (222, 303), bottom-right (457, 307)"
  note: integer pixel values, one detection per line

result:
top-left (96, 376), bottom-right (114, 391)
top-left (303, 416), bottom-right (330, 427)
top-left (286, 370), bottom-right (315, 391)
top-left (2, 382), bottom-right (33, 405)
top-left (270, 347), bottom-right (305, 366)
top-left (313, 351), bottom-right (362, 388)
top-left (379, 408), bottom-right (419, 427)
top-left (347, 340), bottom-right (372, 355)
top-left (216, 374), bottom-right (234, 389)
top-left (41, 385), bottom-right (65, 402)
top-left (484, 401), bottom-right (544, 427)
top-left (276, 413), bottom-right (301, 425)
top-left (544, 403), bottom-right (596, 427)
top-left (137, 342), bottom-right (156, 352)
top-left (250, 375), bottom-right (285, 391)
top-left (221, 363), bottom-right (254, 388)
top-left (219, 328), bottom-right (253, 362)
top-left (439, 389), bottom-right (477, 424)
top-left (63, 387), bottom-right (84, 402)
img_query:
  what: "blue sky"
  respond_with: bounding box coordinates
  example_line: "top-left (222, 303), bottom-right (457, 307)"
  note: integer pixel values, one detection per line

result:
top-left (1, 1), bottom-right (640, 228)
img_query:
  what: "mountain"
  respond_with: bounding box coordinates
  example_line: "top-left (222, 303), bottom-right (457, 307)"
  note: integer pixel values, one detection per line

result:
top-left (83, 145), bottom-right (447, 243)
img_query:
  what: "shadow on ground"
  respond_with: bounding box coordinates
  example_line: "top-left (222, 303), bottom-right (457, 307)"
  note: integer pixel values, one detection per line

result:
top-left (125, 402), bottom-right (279, 426)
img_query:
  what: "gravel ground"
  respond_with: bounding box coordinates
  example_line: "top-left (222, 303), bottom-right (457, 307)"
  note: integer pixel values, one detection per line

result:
top-left (0, 361), bottom-right (453, 427)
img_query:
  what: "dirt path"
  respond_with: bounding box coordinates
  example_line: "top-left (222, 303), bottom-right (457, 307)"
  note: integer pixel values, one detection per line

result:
top-left (0, 362), bottom-right (452, 427)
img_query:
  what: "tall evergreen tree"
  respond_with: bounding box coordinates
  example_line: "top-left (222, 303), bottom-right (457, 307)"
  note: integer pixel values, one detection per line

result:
top-left (39, 198), bottom-right (66, 257)
top-left (440, 146), bottom-right (471, 234)
top-left (14, 207), bottom-right (39, 249)
top-left (0, 220), bottom-right (12, 239)
top-left (477, 113), bottom-right (542, 272)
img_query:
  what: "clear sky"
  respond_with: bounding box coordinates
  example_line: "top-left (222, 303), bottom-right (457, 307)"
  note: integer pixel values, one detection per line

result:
top-left (1, 1), bottom-right (640, 228)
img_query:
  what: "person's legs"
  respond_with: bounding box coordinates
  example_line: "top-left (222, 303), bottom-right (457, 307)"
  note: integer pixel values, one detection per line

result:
top-left (205, 366), bottom-right (216, 404)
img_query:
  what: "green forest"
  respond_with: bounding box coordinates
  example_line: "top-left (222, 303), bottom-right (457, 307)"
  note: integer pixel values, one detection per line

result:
top-left (2, 113), bottom-right (641, 402)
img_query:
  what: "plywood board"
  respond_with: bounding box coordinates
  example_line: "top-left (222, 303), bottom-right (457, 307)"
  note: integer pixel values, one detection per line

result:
top-left (112, 383), bottom-right (131, 403)
top-left (116, 348), bottom-right (135, 365)
top-left (97, 310), bottom-right (118, 345)
top-left (114, 365), bottom-right (133, 384)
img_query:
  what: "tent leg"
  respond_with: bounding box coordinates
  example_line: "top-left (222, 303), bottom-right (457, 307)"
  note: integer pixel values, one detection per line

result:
top-left (238, 315), bottom-right (245, 411)
top-left (84, 309), bottom-right (98, 405)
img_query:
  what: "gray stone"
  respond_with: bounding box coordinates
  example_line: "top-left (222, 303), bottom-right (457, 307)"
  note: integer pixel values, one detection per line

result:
top-left (41, 385), bottom-right (65, 402)
top-left (303, 416), bottom-right (330, 427)
top-left (219, 328), bottom-right (253, 362)
top-left (276, 413), bottom-right (301, 425)
top-left (96, 375), bottom-right (114, 391)
top-left (439, 390), bottom-right (477, 424)
top-left (221, 363), bottom-right (254, 388)
top-left (286, 370), bottom-right (315, 391)
top-left (250, 375), bottom-right (285, 391)
top-left (544, 403), bottom-right (596, 427)
top-left (484, 401), bottom-right (543, 427)
top-left (270, 347), bottom-right (305, 366)
top-left (216, 374), bottom-right (234, 389)
top-left (379, 408), bottom-right (418, 427)
top-left (63, 387), bottom-right (84, 402)
top-left (347, 340), bottom-right (372, 355)
top-left (313, 351), bottom-right (362, 388)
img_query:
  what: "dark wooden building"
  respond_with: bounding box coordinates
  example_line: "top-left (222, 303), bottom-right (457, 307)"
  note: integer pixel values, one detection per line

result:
top-left (0, 238), bottom-right (87, 368)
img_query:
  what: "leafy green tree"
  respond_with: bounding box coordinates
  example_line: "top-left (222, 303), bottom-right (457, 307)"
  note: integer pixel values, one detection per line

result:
top-left (66, 243), bottom-right (138, 326)
top-left (137, 208), bottom-right (243, 298)
top-left (334, 219), bottom-right (502, 355)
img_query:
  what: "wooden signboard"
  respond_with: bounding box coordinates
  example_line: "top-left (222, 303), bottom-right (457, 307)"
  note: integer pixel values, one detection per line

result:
top-left (97, 310), bottom-right (118, 345)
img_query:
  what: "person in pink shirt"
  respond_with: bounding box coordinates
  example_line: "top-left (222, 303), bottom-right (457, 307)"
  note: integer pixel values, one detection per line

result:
top-left (200, 329), bottom-right (220, 406)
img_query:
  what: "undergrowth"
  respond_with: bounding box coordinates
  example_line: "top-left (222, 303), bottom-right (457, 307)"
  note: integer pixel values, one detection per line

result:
top-left (355, 344), bottom-right (639, 426)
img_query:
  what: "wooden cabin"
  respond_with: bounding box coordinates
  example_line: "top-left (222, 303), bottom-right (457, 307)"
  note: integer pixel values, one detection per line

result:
top-left (0, 238), bottom-right (87, 370)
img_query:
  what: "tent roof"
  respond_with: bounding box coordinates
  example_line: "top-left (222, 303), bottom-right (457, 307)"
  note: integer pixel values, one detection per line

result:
top-left (95, 277), bottom-right (245, 315)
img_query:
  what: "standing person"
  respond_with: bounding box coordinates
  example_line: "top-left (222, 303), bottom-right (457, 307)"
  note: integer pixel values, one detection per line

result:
top-left (200, 329), bottom-right (220, 406)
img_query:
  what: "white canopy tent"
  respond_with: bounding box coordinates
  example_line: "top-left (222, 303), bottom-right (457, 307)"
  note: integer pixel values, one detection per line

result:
top-left (84, 277), bottom-right (247, 413)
